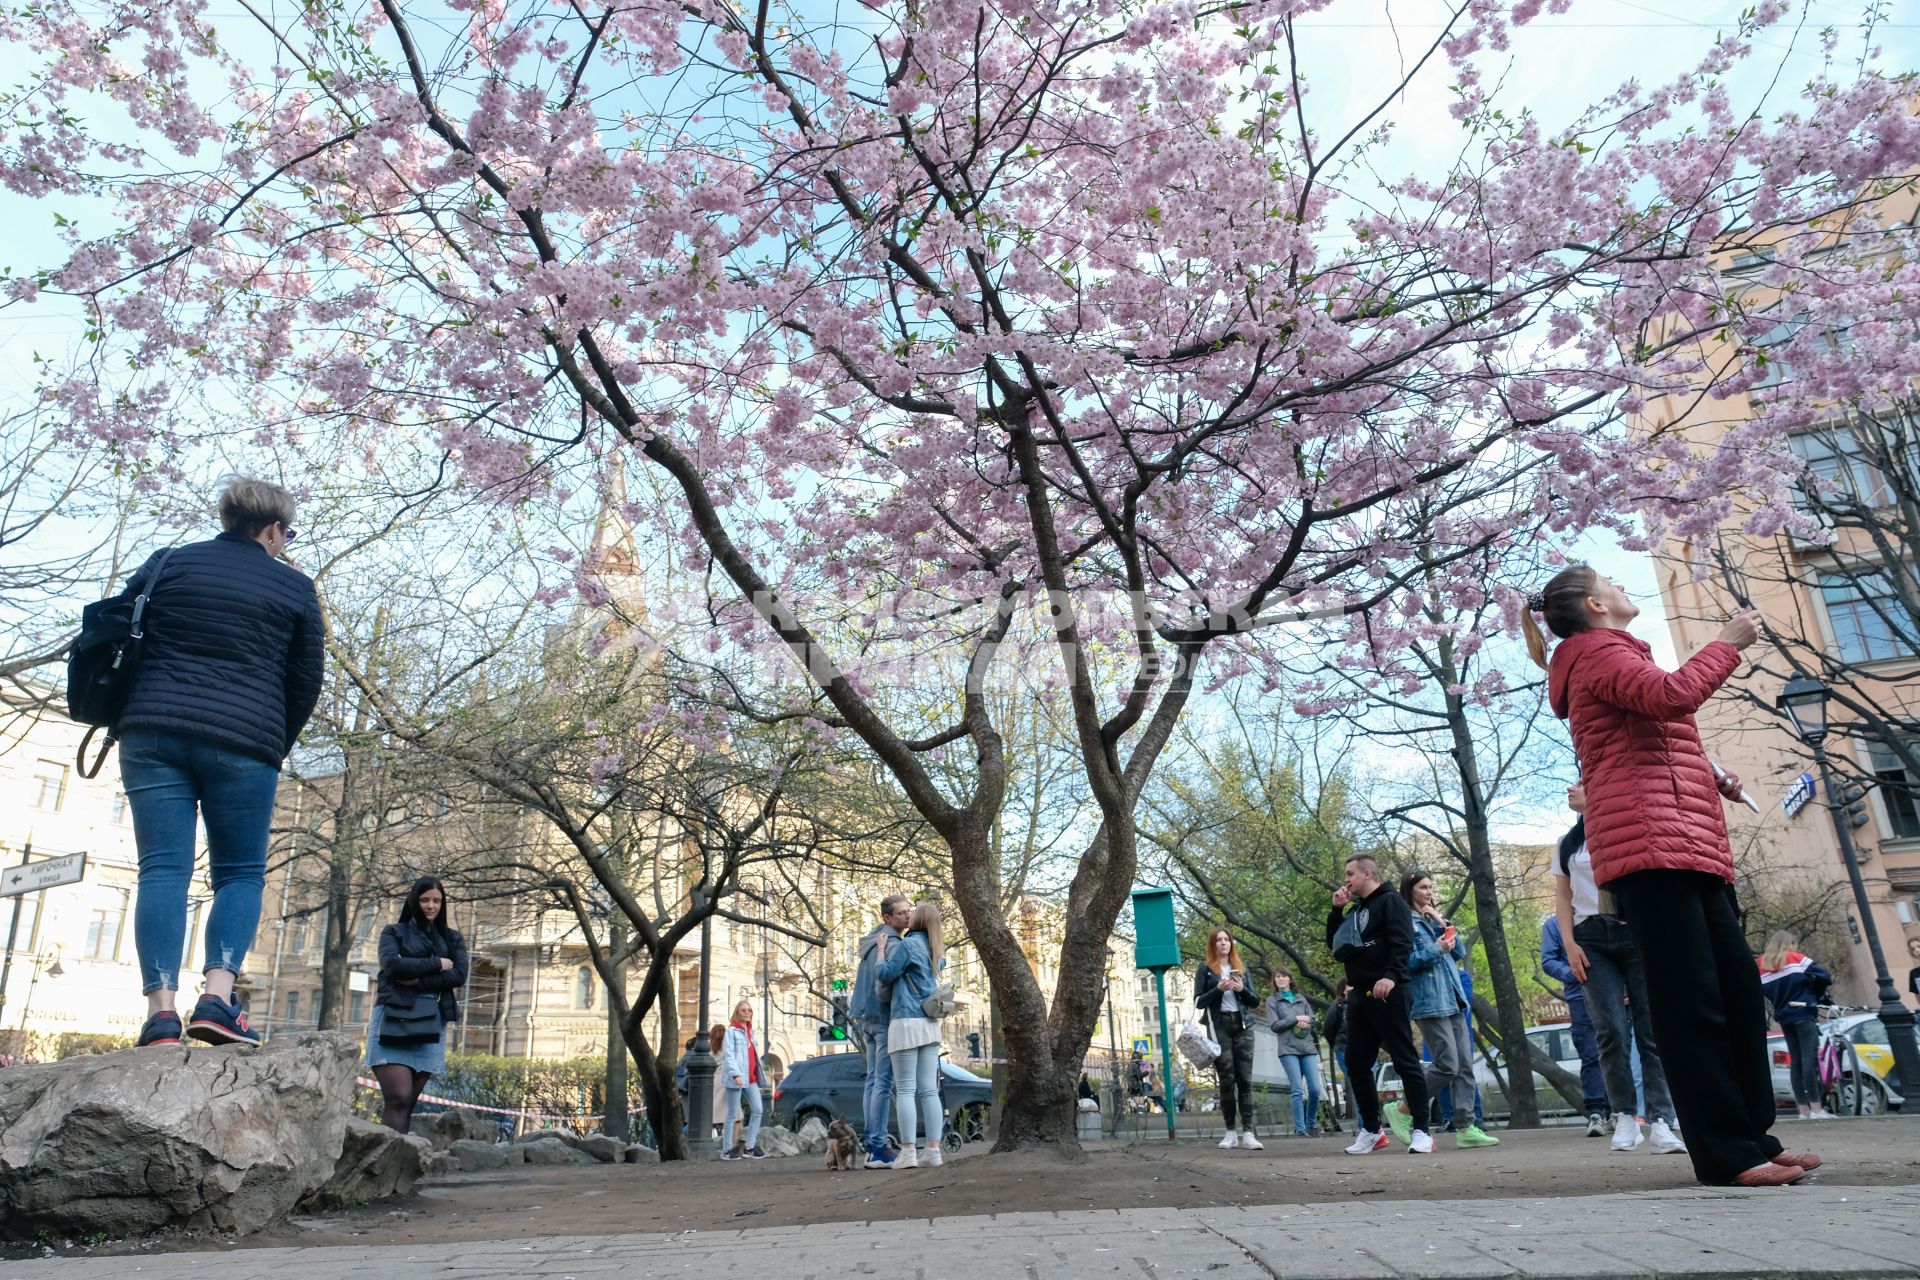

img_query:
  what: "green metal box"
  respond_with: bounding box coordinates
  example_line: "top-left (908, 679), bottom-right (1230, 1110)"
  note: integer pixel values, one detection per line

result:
top-left (1130, 885), bottom-right (1182, 971)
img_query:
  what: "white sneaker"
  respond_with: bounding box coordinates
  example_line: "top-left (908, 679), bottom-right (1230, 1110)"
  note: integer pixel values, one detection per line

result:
top-left (1408, 1129), bottom-right (1434, 1154)
top-left (1611, 1114), bottom-right (1644, 1152)
top-left (1648, 1121), bottom-right (1686, 1154)
top-left (1808, 1108), bottom-right (1835, 1120)
top-left (1345, 1129), bottom-right (1387, 1155)
top-left (1239, 1129), bottom-right (1263, 1151)
top-left (1585, 1112), bottom-right (1607, 1138)
top-left (921, 1144), bottom-right (944, 1167)
top-left (892, 1145), bottom-right (919, 1169)
top-left (1218, 1130), bottom-right (1241, 1149)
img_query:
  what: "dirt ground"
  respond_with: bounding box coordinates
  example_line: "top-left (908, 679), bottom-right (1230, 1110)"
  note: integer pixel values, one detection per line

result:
top-left (39, 1115), bottom-right (1917, 1260)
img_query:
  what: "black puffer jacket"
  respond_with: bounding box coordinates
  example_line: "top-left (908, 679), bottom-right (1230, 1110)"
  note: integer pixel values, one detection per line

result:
top-left (376, 921), bottom-right (469, 1024)
top-left (112, 532), bottom-right (324, 764)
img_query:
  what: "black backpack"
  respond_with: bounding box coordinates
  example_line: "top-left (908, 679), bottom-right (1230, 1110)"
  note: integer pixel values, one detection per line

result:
top-left (66, 547), bottom-right (176, 778)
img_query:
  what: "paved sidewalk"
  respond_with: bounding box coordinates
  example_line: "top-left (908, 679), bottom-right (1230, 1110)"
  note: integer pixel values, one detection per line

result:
top-left (6, 1185), bottom-right (1917, 1279)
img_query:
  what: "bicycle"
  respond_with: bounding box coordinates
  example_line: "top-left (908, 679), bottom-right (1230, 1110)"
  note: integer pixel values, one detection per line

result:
top-left (1814, 1004), bottom-right (1882, 1116)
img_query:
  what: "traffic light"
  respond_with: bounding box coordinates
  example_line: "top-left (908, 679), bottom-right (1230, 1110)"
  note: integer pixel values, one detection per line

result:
top-left (966, 1031), bottom-right (982, 1061)
top-left (1839, 782), bottom-right (1871, 829)
top-left (829, 992), bottom-right (850, 1041)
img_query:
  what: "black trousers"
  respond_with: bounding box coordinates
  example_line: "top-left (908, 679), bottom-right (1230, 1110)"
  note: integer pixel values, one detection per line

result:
top-left (1781, 1020), bottom-right (1821, 1108)
top-left (1613, 869), bottom-right (1783, 1184)
top-left (1344, 987), bottom-right (1430, 1135)
top-left (1212, 1010), bottom-right (1256, 1128)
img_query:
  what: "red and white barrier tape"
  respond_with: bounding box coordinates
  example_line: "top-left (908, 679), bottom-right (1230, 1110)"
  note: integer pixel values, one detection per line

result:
top-left (353, 1075), bottom-right (603, 1124)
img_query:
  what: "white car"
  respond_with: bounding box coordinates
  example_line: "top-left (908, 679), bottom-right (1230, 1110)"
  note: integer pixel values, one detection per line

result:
top-left (1768, 1012), bottom-right (1909, 1114)
top-left (1374, 1022), bottom-right (1582, 1121)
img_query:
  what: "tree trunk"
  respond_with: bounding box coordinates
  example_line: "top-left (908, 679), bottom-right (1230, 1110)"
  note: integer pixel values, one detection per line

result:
top-left (603, 915), bottom-right (629, 1141)
top-left (318, 849), bottom-right (353, 1031)
top-left (1442, 681), bottom-right (1542, 1127)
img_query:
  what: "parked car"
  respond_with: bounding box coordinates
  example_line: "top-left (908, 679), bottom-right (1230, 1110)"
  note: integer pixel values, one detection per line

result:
top-left (1375, 1022), bottom-right (1581, 1122)
top-left (1767, 1012), bottom-right (1910, 1114)
top-left (770, 1051), bottom-right (994, 1143)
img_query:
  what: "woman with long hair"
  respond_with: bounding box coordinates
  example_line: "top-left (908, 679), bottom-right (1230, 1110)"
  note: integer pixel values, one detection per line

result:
top-left (369, 876), bottom-right (468, 1133)
top-left (1266, 968), bottom-right (1323, 1138)
top-left (719, 999), bottom-right (767, 1159)
top-left (1194, 926), bottom-right (1261, 1150)
top-left (874, 900), bottom-right (948, 1168)
top-left (1387, 872), bottom-right (1499, 1151)
top-left (1759, 932), bottom-right (1834, 1121)
top-left (1524, 565), bottom-right (1816, 1186)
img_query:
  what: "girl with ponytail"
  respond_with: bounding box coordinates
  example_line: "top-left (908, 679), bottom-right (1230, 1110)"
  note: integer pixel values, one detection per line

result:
top-left (1524, 566), bottom-right (1818, 1187)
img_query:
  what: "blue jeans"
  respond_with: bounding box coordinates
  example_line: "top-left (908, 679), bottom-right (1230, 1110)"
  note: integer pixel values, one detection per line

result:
top-left (1566, 993), bottom-right (1610, 1115)
top-left (861, 1020), bottom-right (894, 1148)
top-left (890, 1042), bottom-right (942, 1149)
top-left (724, 1083), bottom-right (763, 1150)
top-left (1279, 1053), bottom-right (1323, 1133)
top-left (121, 730), bottom-right (280, 994)
top-left (1574, 914), bottom-right (1676, 1125)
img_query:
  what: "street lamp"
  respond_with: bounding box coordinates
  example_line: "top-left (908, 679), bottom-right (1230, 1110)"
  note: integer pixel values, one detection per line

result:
top-left (1775, 673), bottom-right (1920, 1097)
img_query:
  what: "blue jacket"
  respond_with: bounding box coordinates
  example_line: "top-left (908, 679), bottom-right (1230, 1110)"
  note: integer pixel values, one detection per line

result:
top-left (850, 923), bottom-right (900, 1024)
top-left (1406, 916), bottom-right (1469, 1021)
top-left (1759, 952), bottom-right (1832, 1028)
top-left (1540, 916), bottom-right (1585, 1004)
top-left (874, 930), bottom-right (942, 1021)
top-left (113, 533), bottom-right (324, 764)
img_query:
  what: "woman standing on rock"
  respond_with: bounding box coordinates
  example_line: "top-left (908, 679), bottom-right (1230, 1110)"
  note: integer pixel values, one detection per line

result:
top-left (370, 876), bottom-right (468, 1134)
top-left (119, 477), bottom-right (324, 1049)
top-left (719, 999), bottom-right (767, 1160)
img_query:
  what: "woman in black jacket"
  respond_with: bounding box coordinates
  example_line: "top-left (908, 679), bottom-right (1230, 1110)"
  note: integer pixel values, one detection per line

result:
top-left (1194, 926), bottom-right (1262, 1150)
top-left (370, 877), bottom-right (468, 1133)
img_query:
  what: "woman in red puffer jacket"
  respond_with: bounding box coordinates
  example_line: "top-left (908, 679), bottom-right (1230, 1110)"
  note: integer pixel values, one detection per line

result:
top-left (1523, 564), bottom-right (1816, 1188)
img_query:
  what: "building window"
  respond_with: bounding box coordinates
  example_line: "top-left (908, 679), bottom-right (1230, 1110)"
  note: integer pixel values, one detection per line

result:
top-left (349, 990), bottom-right (367, 1024)
top-left (111, 792), bottom-right (130, 824)
top-left (284, 991), bottom-right (300, 1025)
top-left (289, 914), bottom-right (309, 953)
top-left (575, 965), bottom-right (596, 1010)
top-left (31, 759), bottom-right (68, 812)
top-left (84, 906), bottom-right (123, 960)
top-left (1868, 741), bottom-right (1920, 841)
top-left (1790, 427), bottom-right (1913, 512)
top-left (355, 911), bottom-right (375, 943)
top-left (1820, 570), bottom-right (1917, 664)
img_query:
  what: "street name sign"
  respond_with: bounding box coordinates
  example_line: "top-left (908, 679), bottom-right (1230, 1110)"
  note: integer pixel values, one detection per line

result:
top-left (1, 852), bottom-right (87, 897)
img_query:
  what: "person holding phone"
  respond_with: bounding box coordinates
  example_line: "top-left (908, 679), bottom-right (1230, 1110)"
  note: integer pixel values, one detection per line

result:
top-left (1194, 927), bottom-right (1262, 1150)
top-left (1385, 872), bottom-right (1500, 1150)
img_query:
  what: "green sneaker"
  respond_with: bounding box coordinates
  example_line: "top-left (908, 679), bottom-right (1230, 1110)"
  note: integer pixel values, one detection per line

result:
top-left (1457, 1125), bottom-right (1500, 1148)
top-left (1384, 1102), bottom-right (1413, 1146)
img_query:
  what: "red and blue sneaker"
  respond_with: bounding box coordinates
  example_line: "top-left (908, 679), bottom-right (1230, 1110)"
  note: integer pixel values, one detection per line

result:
top-left (137, 1010), bottom-right (183, 1047)
top-left (187, 994), bottom-right (260, 1046)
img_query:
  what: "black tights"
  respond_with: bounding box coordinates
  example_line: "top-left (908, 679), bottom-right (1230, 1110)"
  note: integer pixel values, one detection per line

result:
top-left (375, 1063), bottom-right (431, 1133)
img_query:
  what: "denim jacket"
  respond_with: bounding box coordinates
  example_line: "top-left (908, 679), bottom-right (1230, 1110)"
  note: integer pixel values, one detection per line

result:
top-left (1405, 916), bottom-right (1468, 1021)
top-left (874, 930), bottom-right (943, 1021)
top-left (849, 923), bottom-right (900, 1024)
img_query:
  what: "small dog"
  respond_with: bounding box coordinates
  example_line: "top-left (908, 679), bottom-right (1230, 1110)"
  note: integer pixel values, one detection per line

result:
top-left (825, 1117), bottom-right (865, 1171)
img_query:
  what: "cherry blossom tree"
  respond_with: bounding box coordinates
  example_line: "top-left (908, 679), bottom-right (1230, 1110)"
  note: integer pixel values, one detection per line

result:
top-left (5, 0), bottom-right (1919, 1149)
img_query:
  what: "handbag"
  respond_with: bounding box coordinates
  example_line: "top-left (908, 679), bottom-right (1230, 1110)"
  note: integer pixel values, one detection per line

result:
top-left (920, 982), bottom-right (958, 1019)
top-left (1175, 1006), bottom-right (1220, 1069)
top-left (66, 546), bottom-right (178, 778)
top-left (1330, 906), bottom-right (1376, 963)
top-left (377, 991), bottom-right (446, 1046)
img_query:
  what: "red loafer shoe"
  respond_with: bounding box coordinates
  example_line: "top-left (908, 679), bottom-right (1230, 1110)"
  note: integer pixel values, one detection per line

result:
top-left (1733, 1162), bottom-right (1806, 1187)
top-left (1772, 1151), bottom-right (1822, 1170)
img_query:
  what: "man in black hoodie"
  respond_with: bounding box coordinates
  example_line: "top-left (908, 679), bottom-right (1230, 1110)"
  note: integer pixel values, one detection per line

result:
top-left (1326, 854), bottom-right (1432, 1154)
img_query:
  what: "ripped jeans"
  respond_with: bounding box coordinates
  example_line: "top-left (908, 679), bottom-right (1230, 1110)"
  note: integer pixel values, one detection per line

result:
top-left (121, 730), bottom-right (279, 994)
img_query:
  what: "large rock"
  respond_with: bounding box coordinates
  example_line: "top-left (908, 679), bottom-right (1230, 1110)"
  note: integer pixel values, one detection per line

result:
top-left (518, 1127), bottom-right (585, 1150)
top-left (308, 1119), bottom-right (430, 1206)
top-left (0, 1031), bottom-right (360, 1240)
top-left (517, 1136), bottom-right (583, 1165)
top-left (447, 1138), bottom-right (516, 1171)
top-left (576, 1134), bottom-right (625, 1163)
top-left (755, 1125), bottom-right (802, 1158)
top-left (412, 1107), bottom-right (499, 1150)
top-left (795, 1116), bottom-right (830, 1155)
top-left (622, 1144), bottom-right (658, 1164)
